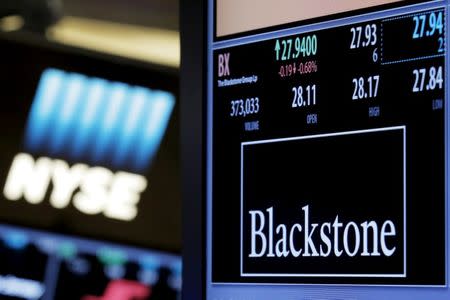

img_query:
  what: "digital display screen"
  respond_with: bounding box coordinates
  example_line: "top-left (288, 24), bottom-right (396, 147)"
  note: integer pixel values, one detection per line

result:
top-left (0, 36), bottom-right (180, 252)
top-left (0, 35), bottom-right (181, 299)
top-left (215, 0), bottom-right (407, 37)
top-left (207, 0), bottom-right (448, 299)
top-left (0, 224), bottom-right (181, 300)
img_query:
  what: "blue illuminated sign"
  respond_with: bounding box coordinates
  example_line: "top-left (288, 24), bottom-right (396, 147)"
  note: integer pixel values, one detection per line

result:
top-left (24, 68), bottom-right (175, 173)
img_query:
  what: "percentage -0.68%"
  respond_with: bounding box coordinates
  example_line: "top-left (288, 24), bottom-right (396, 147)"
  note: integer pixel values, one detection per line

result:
top-left (278, 60), bottom-right (318, 78)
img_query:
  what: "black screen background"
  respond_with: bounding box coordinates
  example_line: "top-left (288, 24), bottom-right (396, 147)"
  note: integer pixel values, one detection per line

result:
top-left (210, 8), bottom-right (446, 285)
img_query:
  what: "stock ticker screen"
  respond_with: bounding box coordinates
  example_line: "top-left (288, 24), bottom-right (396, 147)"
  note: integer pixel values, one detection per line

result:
top-left (0, 36), bottom-right (181, 300)
top-left (208, 1), bottom-right (449, 299)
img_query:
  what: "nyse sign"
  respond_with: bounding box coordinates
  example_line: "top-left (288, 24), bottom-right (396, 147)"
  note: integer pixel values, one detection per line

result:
top-left (1, 68), bottom-right (175, 222)
top-left (3, 153), bottom-right (147, 221)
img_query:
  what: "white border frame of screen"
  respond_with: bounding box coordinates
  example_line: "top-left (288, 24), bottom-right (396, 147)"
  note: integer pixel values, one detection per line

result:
top-left (240, 126), bottom-right (407, 279)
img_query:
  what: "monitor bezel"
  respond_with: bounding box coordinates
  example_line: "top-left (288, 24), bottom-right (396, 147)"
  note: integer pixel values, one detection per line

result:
top-left (180, 0), bottom-right (207, 298)
top-left (180, 0), bottom-right (449, 299)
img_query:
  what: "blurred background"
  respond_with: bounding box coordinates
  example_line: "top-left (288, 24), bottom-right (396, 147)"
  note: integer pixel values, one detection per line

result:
top-left (0, 0), bottom-right (180, 68)
top-left (63, 0), bottom-right (178, 30)
top-left (0, 1), bottom-right (182, 299)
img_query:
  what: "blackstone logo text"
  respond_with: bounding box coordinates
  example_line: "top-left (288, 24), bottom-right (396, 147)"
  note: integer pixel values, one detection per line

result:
top-left (249, 205), bottom-right (397, 258)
